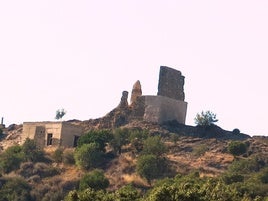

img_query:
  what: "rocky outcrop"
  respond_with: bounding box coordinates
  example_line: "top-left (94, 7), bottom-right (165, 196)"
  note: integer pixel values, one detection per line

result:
top-left (130, 80), bottom-right (142, 104)
top-left (157, 66), bottom-right (185, 101)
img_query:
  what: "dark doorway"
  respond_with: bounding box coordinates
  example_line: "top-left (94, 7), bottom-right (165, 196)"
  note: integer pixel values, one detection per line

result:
top-left (73, 135), bottom-right (80, 147)
top-left (47, 133), bottom-right (53, 146)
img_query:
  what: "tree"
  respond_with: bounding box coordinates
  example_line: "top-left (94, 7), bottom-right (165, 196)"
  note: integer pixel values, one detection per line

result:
top-left (55, 108), bottom-right (66, 120)
top-left (79, 169), bottom-right (109, 191)
top-left (194, 110), bottom-right (218, 126)
top-left (74, 143), bottom-right (104, 170)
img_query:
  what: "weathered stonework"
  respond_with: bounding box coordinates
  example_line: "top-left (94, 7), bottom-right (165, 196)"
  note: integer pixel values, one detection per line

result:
top-left (143, 96), bottom-right (187, 124)
top-left (85, 66), bottom-right (188, 129)
top-left (157, 66), bottom-right (185, 101)
top-left (130, 80), bottom-right (142, 104)
top-left (118, 91), bottom-right (129, 108)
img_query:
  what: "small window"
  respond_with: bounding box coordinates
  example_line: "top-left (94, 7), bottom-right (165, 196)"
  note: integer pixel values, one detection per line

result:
top-left (47, 133), bottom-right (53, 146)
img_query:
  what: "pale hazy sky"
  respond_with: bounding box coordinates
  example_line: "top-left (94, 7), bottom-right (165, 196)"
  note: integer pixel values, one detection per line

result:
top-left (1, 1), bottom-right (268, 136)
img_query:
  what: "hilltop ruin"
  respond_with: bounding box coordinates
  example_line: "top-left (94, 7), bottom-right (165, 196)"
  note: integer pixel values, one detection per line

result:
top-left (87, 66), bottom-right (188, 129)
top-left (20, 66), bottom-right (188, 148)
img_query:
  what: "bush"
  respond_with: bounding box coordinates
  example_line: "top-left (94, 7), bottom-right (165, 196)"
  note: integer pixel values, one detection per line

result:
top-left (129, 129), bottom-right (148, 141)
top-left (65, 188), bottom-right (109, 201)
top-left (228, 141), bottom-right (247, 156)
top-left (259, 168), bottom-right (268, 184)
top-left (22, 138), bottom-right (44, 162)
top-left (194, 110), bottom-right (218, 126)
top-left (79, 169), bottom-right (109, 191)
top-left (33, 162), bottom-right (60, 178)
top-left (228, 158), bottom-right (261, 174)
top-left (136, 154), bottom-right (167, 184)
top-left (142, 136), bottom-right (167, 156)
top-left (114, 184), bottom-right (140, 201)
top-left (222, 173), bottom-right (244, 184)
top-left (232, 128), bottom-right (240, 135)
top-left (74, 143), bottom-right (104, 170)
top-left (110, 128), bottom-right (130, 154)
top-left (77, 130), bottom-right (113, 152)
top-left (0, 177), bottom-right (32, 201)
top-left (170, 133), bottom-right (180, 144)
top-left (0, 145), bottom-right (24, 174)
top-left (63, 149), bottom-right (75, 165)
top-left (52, 148), bottom-right (64, 163)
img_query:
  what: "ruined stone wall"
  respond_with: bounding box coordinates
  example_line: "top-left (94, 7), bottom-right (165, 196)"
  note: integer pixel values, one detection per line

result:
top-left (157, 66), bottom-right (185, 101)
top-left (143, 96), bottom-right (187, 124)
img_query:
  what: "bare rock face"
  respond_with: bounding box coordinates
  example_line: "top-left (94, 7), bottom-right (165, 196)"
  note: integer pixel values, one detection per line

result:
top-left (130, 80), bottom-right (142, 104)
top-left (157, 66), bottom-right (185, 101)
top-left (118, 91), bottom-right (129, 108)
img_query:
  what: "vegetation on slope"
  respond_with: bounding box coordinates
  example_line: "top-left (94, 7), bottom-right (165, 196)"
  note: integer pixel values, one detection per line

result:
top-left (0, 123), bottom-right (267, 201)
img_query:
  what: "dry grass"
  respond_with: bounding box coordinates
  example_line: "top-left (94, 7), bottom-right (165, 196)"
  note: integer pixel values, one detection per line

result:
top-left (123, 174), bottom-right (149, 187)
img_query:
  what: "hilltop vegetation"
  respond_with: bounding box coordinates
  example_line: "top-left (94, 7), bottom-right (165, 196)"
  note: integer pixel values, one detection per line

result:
top-left (0, 121), bottom-right (268, 200)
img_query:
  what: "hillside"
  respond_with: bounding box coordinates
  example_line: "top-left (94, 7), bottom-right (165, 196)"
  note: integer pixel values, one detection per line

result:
top-left (0, 119), bottom-right (268, 200)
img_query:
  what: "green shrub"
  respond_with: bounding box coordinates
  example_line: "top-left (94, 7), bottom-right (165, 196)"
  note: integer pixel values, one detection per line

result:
top-left (259, 168), bottom-right (268, 184)
top-left (170, 133), bottom-right (180, 144)
top-left (222, 173), bottom-right (244, 184)
top-left (0, 177), bottom-right (32, 201)
top-left (53, 148), bottom-right (64, 163)
top-left (0, 145), bottom-right (24, 174)
top-left (136, 154), bottom-right (167, 184)
top-left (114, 184), bottom-right (140, 201)
top-left (228, 158), bottom-right (261, 174)
top-left (74, 143), bottom-right (104, 170)
top-left (65, 188), bottom-right (109, 201)
top-left (79, 169), bottom-right (109, 191)
top-left (22, 138), bottom-right (44, 162)
top-left (228, 141), bottom-right (247, 156)
top-left (33, 162), bottom-right (60, 178)
top-left (129, 129), bottom-right (148, 141)
top-left (194, 110), bottom-right (218, 126)
top-left (77, 130), bottom-right (113, 152)
top-left (142, 136), bottom-right (167, 156)
top-left (110, 128), bottom-right (130, 154)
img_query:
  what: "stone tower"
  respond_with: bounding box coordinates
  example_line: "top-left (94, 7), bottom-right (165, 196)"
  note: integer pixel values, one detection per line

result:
top-left (157, 66), bottom-right (185, 101)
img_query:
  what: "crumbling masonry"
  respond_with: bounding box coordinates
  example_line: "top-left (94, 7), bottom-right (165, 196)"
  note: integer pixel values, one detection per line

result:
top-left (89, 66), bottom-right (188, 128)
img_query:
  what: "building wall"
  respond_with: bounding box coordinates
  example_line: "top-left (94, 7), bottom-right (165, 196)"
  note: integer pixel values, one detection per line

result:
top-left (60, 122), bottom-right (83, 147)
top-left (44, 122), bottom-right (63, 147)
top-left (22, 122), bottom-right (83, 148)
top-left (143, 95), bottom-right (187, 124)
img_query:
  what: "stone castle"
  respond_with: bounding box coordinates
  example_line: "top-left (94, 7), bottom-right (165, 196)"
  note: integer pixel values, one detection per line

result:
top-left (87, 66), bottom-right (188, 128)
